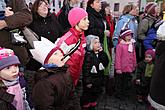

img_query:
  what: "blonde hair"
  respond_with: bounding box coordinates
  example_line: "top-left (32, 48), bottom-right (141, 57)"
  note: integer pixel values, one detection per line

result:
top-left (122, 4), bottom-right (134, 15)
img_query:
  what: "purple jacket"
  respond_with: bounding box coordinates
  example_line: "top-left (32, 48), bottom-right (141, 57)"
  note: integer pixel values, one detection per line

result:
top-left (115, 42), bottom-right (136, 73)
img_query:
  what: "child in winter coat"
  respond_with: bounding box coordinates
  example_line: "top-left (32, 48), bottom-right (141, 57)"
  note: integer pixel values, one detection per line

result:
top-left (30, 7), bottom-right (89, 110)
top-left (135, 49), bottom-right (155, 103)
top-left (44, 7), bottom-right (89, 86)
top-left (0, 47), bottom-right (30, 110)
top-left (115, 28), bottom-right (136, 99)
top-left (81, 35), bottom-right (109, 110)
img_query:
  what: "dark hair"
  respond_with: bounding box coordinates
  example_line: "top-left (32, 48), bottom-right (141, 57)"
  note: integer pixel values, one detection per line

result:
top-left (87, 0), bottom-right (95, 7)
top-left (31, 0), bottom-right (48, 14)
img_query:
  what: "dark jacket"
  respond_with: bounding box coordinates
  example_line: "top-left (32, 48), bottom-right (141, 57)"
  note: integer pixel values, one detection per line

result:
top-left (0, 88), bottom-right (16, 110)
top-left (82, 50), bottom-right (109, 91)
top-left (136, 60), bottom-right (154, 86)
top-left (29, 13), bottom-right (64, 43)
top-left (57, 5), bottom-right (72, 31)
top-left (85, 6), bottom-right (105, 43)
top-left (0, 0), bottom-right (32, 65)
top-left (150, 41), bottom-right (165, 106)
top-left (32, 67), bottom-right (81, 110)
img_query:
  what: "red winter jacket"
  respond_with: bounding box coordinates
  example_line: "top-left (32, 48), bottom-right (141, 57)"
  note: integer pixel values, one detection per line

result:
top-left (45, 28), bottom-right (86, 86)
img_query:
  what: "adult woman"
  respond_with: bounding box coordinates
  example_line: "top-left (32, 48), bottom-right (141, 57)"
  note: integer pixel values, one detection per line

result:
top-left (57, 0), bottom-right (80, 31)
top-left (113, 4), bottom-right (138, 47)
top-left (26, 0), bottom-right (64, 71)
top-left (137, 2), bottom-right (160, 61)
top-left (29, 0), bottom-right (64, 43)
top-left (85, 0), bottom-right (105, 44)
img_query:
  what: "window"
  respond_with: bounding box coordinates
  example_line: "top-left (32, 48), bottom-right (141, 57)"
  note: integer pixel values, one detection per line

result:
top-left (114, 3), bottom-right (119, 11)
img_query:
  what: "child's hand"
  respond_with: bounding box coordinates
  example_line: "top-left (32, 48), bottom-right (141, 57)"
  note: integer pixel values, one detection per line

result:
top-left (86, 84), bottom-right (92, 88)
top-left (99, 46), bottom-right (103, 52)
top-left (135, 79), bottom-right (140, 85)
top-left (5, 7), bottom-right (14, 17)
top-left (116, 70), bottom-right (122, 74)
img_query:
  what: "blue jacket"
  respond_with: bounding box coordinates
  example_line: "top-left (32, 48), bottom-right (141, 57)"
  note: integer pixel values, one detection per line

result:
top-left (143, 28), bottom-right (157, 50)
top-left (113, 14), bottom-right (138, 47)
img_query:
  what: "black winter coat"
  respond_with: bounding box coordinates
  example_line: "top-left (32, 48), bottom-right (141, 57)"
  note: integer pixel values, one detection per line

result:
top-left (29, 13), bottom-right (64, 43)
top-left (82, 50), bottom-right (109, 92)
top-left (57, 5), bottom-right (72, 31)
top-left (150, 41), bottom-right (165, 106)
top-left (85, 6), bottom-right (105, 43)
top-left (0, 88), bottom-right (16, 110)
top-left (32, 67), bottom-right (81, 110)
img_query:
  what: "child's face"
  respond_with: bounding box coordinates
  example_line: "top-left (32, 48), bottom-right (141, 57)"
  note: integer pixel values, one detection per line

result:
top-left (77, 16), bottom-right (89, 31)
top-left (0, 65), bottom-right (19, 81)
top-left (145, 54), bottom-right (153, 63)
top-left (47, 50), bottom-right (65, 67)
top-left (125, 35), bottom-right (132, 42)
top-left (93, 38), bottom-right (101, 52)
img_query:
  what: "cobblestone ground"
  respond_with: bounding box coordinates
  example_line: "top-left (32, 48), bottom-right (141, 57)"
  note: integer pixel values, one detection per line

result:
top-left (96, 90), bottom-right (148, 110)
top-left (77, 78), bottom-right (148, 110)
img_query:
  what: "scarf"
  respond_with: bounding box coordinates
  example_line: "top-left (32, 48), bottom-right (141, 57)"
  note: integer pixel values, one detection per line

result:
top-left (120, 39), bottom-right (135, 52)
top-left (2, 77), bottom-right (24, 110)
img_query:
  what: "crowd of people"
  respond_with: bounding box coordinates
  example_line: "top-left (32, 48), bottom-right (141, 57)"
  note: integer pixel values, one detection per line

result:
top-left (0, 0), bottom-right (165, 110)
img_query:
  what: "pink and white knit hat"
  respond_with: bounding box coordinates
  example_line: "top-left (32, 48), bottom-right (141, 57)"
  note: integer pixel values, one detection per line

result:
top-left (120, 28), bottom-right (133, 40)
top-left (0, 47), bottom-right (20, 70)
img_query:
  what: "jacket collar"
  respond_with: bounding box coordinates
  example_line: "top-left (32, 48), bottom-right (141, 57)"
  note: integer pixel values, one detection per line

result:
top-left (87, 6), bottom-right (102, 18)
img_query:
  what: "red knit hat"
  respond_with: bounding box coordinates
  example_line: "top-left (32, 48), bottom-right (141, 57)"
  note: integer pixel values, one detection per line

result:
top-left (68, 7), bottom-right (88, 27)
top-left (120, 28), bottom-right (133, 40)
top-left (145, 49), bottom-right (155, 60)
top-left (145, 2), bottom-right (157, 16)
top-left (0, 47), bottom-right (20, 70)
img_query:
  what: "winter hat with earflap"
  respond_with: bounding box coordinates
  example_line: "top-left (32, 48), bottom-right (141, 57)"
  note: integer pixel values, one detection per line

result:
top-left (145, 2), bottom-right (157, 16)
top-left (145, 49), bottom-right (155, 60)
top-left (68, 7), bottom-right (88, 27)
top-left (86, 35), bottom-right (99, 51)
top-left (0, 47), bottom-right (20, 70)
top-left (120, 28), bottom-right (133, 40)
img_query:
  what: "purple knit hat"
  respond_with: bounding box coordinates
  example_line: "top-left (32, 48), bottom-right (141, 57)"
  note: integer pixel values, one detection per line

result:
top-left (0, 47), bottom-right (20, 70)
top-left (68, 7), bottom-right (88, 27)
top-left (145, 2), bottom-right (157, 16)
top-left (145, 49), bottom-right (155, 60)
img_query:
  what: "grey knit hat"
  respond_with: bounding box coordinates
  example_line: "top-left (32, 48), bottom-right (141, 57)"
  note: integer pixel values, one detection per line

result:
top-left (86, 35), bottom-right (99, 51)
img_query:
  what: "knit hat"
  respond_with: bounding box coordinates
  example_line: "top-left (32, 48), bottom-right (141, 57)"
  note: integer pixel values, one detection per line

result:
top-left (145, 49), bottom-right (155, 60)
top-left (0, 47), bottom-right (20, 70)
top-left (68, 7), bottom-right (88, 27)
top-left (120, 28), bottom-right (133, 40)
top-left (86, 35), bottom-right (99, 51)
top-left (145, 2), bottom-right (157, 16)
